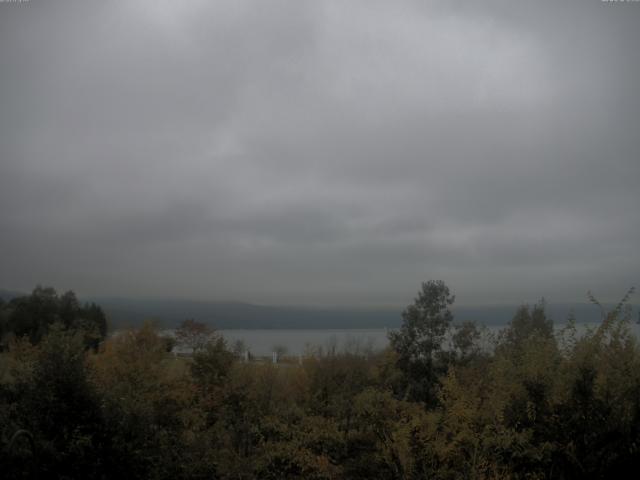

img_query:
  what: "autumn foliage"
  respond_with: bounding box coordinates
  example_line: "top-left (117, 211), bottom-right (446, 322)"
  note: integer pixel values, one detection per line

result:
top-left (1, 284), bottom-right (639, 479)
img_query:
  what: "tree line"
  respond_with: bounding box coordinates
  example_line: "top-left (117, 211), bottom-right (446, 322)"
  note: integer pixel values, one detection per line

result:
top-left (1, 282), bottom-right (639, 479)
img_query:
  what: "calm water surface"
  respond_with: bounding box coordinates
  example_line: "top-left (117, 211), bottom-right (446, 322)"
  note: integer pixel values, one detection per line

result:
top-left (217, 322), bottom-right (640, 357)
top-left (219, 329), bottom-right (390, 356)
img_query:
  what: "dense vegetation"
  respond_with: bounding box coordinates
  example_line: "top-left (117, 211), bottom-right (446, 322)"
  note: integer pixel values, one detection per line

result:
top-left (1, 282), bottom-right (639, 479)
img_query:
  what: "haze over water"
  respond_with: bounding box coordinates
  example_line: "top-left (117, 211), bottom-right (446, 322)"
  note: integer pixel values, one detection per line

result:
top-left (210, 322), bottom-right (640, 357)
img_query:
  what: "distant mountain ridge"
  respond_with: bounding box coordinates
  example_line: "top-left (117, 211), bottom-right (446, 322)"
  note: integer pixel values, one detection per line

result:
top-left (2, 288), bottom-right (635, 329)
top-left (92, 298), bottom-right (401, 330)
top-left (91, 297), bottom-right (631, 330)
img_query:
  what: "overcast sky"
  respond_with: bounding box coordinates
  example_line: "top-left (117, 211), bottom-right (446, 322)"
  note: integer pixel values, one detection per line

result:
top-left (1, 0), bottom-right (638, 306)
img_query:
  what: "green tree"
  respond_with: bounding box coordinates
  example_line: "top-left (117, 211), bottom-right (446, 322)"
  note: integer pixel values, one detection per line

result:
top-left (388, 280), bottom-right (455, 405)
top-left (3, 287), bottom-right (107, 349)
top-left (501, 301), bottom-right (553, 351)
top-left (451, 321), bottom-right (483, 365)
top-left (2, 324), bottom-right (104, 478)
top-left (7, 286), bottom-right (59, 344)
top-left (191, 335), bottom-right (235, 394)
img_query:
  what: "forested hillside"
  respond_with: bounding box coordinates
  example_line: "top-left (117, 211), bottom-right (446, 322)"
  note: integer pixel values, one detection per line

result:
top-left (97, 298), bottom-right (618, 330)
top-left (1, 282), bottom-right (639, 479)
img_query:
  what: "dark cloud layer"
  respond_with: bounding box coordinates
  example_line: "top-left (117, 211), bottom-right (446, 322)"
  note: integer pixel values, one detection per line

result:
top-left (1, 0), bottom-right (638, 306)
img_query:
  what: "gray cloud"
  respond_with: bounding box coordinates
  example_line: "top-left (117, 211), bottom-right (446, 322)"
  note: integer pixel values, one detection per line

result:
top-left (1, 0), bottom-right (638, 306)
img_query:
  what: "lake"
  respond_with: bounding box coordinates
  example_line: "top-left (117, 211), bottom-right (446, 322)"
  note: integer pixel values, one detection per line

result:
top-left (216, 321), bottom-right (640, 357)
top-left (218, 328), bottom-right (391, 356)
